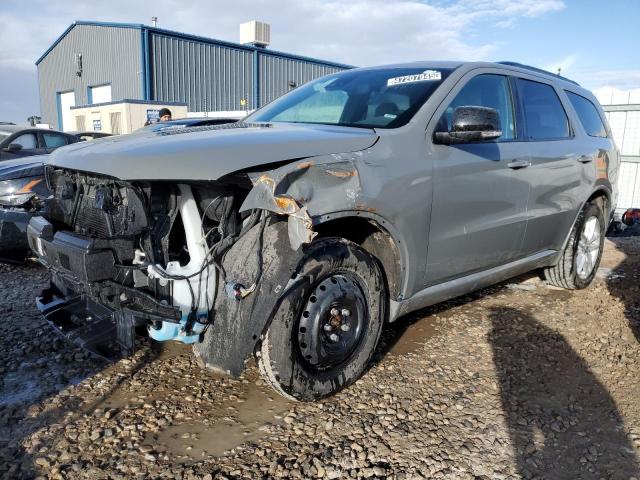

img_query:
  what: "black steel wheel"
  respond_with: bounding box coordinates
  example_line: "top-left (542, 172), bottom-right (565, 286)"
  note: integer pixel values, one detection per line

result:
top-left (257, 237), bottom-right (386, 401)
top-left (298, 273), bottom-right (367, 371)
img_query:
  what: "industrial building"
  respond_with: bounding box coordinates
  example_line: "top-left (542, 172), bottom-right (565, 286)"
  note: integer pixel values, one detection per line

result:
top-left (36, 20), bottom-right (352, 131)
top-left (595, 90), bottom-right (640, 214)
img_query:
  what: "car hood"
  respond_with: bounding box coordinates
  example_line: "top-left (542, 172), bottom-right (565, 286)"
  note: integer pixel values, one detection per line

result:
top-left (0, 156), bottom-right (46, 181)
top-left (46, 122), bottom-right (378, 181)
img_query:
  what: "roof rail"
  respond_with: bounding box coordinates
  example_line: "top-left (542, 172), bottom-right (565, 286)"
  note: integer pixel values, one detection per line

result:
top-left (497, 61), bottom-right (580, 86)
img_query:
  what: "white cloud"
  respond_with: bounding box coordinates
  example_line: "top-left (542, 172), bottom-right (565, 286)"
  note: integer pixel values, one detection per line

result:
top-left (0, 0), bottom-right (567, 70)
top-left (0, 0), bottom-right (566, 121)
top-left (576, 69), bottom-right (640, 91)
top-left (542, 54), bottom-right (579, 76)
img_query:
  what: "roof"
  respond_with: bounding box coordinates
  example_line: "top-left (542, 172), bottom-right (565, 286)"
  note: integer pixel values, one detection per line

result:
top-left (71, 99), bottom-right (188, 110)
top-left (35, 20), bottom-right (354, 70)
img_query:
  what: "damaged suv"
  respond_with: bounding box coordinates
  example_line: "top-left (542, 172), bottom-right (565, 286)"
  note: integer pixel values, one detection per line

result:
top-left (28, 61), bottom-right (618, 400)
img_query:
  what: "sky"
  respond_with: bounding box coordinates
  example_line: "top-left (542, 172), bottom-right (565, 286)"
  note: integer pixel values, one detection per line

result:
top-left (1, 0), bottom-right (639, 123)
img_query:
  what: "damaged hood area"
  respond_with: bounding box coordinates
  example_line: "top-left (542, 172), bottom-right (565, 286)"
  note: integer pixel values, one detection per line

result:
top-left (45, 122), bottom-right (378, 181)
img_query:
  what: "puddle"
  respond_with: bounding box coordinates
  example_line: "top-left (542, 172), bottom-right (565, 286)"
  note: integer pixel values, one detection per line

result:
top-left (0, 371), bottom-right (44, 407)
top-left (0, 363), bottom-right (85, 408)
top-left (384, 315), bottom-right (439, 356)
top-left (144, 379), bottom-right (291, 461)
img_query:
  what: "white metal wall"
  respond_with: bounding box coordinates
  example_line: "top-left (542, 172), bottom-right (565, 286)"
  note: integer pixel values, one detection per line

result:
top-left (603, 104), bottom-right (640, 211)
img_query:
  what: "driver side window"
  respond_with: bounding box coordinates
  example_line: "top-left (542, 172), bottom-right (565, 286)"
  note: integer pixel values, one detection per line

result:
top-left (441, 74), bottom-right (515, 140)
top-left (12, 133), bottom-right (38, 149)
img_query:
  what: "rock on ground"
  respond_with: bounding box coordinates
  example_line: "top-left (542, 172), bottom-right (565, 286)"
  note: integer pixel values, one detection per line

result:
top-left (1, 231), bottom-right (639, 479)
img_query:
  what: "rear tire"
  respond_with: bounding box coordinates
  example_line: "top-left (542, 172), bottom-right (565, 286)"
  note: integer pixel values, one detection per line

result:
top-left (544, 200), bottom-right (605, 289)
top-left (257, 237), bottom-right (386, 401)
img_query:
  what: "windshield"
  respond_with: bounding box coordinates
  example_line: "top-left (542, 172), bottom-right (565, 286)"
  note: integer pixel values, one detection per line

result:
top-left (0, 131), bottom-right (10, 143)
top-left (248, 67), bottom-right (453, 129)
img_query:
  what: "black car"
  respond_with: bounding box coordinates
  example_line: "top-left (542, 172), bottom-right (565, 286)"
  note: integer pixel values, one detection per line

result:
top-left (0, 126), bottom-right (79, 161)
top-left (69, 131), bottom-right (113, 141)
top-left (0, 157), bottom-right (49, 257)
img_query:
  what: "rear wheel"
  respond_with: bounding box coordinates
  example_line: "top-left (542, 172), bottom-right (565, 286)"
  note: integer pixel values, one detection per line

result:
top-left (544, 200), bottom-right (605, 289)
top-left (257, 237), bottom-right (386, 401)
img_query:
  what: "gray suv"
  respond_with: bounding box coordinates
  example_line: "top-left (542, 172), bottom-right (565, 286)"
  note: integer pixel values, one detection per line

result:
top-left (28, 61), bottom-right (618, 400)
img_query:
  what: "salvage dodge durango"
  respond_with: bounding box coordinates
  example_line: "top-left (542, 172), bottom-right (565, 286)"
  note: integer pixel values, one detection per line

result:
top-left (28, 61), bottom-right (618, 400)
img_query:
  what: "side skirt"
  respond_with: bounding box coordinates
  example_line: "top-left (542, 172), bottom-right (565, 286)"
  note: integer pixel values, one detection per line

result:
top-left (391, 250), bottom-right (557, 321)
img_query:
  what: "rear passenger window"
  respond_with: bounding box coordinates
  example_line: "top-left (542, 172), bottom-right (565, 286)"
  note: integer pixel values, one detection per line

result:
top-left (43, 133), bottom-right (69, 148)
top-left (518, 79), bottom-right (570, 140)
top-left (442, 74), bottom-right (515, 140)
top-left (566, 91), bottom-right (607, 137)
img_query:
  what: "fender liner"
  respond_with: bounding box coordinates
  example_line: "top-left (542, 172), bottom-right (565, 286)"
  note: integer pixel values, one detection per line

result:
top-left (194, 219), bottom-right (305, 376)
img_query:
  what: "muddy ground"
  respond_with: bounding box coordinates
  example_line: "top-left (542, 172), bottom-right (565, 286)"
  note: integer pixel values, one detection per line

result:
top-left (1, 228), bottom-right (639, 480)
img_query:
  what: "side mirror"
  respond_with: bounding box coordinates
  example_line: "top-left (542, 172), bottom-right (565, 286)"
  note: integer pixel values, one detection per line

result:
top-left (434, 106), bottom-right (502, 145)
top-left (4, 143), bottom-right (23, 152)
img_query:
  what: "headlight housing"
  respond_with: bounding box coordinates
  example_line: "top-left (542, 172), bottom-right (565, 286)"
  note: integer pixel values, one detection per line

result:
top-left (0, 177), bottom-right (44, 207)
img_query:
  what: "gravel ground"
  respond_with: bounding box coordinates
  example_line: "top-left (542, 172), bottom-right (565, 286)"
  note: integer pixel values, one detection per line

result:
top-left (1, 228), bottom-right (639, 480)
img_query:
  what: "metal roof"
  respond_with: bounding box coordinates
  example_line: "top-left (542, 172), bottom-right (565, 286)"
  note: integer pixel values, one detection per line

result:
top-left (35, 20), bottom-right (354, 70)
top-left (70, 98), bottom-right (188, 110)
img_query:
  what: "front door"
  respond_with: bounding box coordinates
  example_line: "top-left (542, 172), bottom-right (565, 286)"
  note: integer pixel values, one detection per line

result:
top-left (425, 72), bottom-right (530, 285)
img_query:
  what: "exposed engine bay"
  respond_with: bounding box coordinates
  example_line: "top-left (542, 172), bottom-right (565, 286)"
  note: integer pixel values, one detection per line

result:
top-left (29, 166), bottom-right (272, 360)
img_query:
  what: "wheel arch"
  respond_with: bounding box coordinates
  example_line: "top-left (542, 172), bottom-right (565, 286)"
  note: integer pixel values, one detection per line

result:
top-left (313, 211), bottom-right (407, 302)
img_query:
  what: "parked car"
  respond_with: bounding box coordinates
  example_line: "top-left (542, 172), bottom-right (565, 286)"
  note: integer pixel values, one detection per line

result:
top-left (0, 157), bottom-right (49, 256)
top-left (28, 61), bottom-right (618, 400)
top-left (139, 116), bottom-right (240, 132)
top-left (69, 131), bottom-right (113, 141)
top-left (0, 126), bottom-right (78, 161)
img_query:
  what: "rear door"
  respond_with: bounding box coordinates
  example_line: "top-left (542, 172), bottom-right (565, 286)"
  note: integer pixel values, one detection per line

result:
top-left (425, 71), bottom-right (530, 285)
top-left (516, 78), bottom-right (591, 255)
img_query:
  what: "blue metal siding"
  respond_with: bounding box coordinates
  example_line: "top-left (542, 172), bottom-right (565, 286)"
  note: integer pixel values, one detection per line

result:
top-left (37, 24), bottom-right (142, 128)
top-left (258, 54), bottom-right (344, 106)
top-left (37, 21), bottom-right (352, 124)
top-left (149, 33), bottom-right (254, 112)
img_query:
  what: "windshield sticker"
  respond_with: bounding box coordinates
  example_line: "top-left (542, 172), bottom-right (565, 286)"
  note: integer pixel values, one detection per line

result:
top-left (387, 70), bottom-right (442, 87)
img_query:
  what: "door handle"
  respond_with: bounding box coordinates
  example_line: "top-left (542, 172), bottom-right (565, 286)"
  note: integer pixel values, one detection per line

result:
top-left (507, 159), bottom-right (531, 169)
top-left (578, 154), bottom-right (594, 163)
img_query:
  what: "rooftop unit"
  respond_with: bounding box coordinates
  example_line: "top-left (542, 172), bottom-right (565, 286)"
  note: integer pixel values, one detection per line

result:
top-left (240, 21), bottom-right (270, 48)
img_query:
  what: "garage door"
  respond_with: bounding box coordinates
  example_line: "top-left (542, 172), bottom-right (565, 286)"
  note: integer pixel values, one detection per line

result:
top-left (58, 91), bottom-right (76, 132)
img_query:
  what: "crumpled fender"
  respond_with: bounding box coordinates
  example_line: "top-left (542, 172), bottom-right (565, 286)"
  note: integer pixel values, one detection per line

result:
top-left (239, 152), bottom-right (367, 249)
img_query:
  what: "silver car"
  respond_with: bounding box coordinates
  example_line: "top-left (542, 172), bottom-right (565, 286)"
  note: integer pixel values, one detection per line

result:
top-left (28, 61), bottom-right (618, 400)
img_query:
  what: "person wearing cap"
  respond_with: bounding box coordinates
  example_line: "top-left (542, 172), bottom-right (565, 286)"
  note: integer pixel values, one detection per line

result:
top-left (158, 108), bottom-right (172, 122)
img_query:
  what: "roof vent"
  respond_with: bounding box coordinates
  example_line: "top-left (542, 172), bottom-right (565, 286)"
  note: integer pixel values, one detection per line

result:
top-left (240, 21), bottom-right (270, 48)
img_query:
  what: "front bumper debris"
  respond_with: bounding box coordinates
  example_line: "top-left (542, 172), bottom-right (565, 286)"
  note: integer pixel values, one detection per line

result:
top-left (28, 216), bottom-right (186, 360)
top-left (36, 287), bottom-right (137, 361)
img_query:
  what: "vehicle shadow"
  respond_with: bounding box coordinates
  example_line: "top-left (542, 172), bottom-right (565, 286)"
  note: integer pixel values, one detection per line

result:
top-left (488, 305), bottom-right (639, 479)
top-left (605, 224), bottom-right (640, 342)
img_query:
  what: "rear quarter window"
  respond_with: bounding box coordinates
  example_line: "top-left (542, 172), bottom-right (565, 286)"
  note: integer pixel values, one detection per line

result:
top-left (565, 91), bottom-right (608, 137)
top-left (518, 79), bottom-right (571, 140)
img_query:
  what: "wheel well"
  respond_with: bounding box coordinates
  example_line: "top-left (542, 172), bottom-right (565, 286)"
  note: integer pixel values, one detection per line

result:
top-left (588, 190), bottom-right (610, 217)
top-left (314, 217), bottom-right (402, 299)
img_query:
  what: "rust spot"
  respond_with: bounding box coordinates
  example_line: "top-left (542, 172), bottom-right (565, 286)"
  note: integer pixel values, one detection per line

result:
top-left (254, 174), bottom-right (276, 189)
top-left (326, 169), bottom-right (358, 178)
top-left (355, 203), bottom-right (377, 213)
top-left (297, 161), bottom-right (315, 170)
